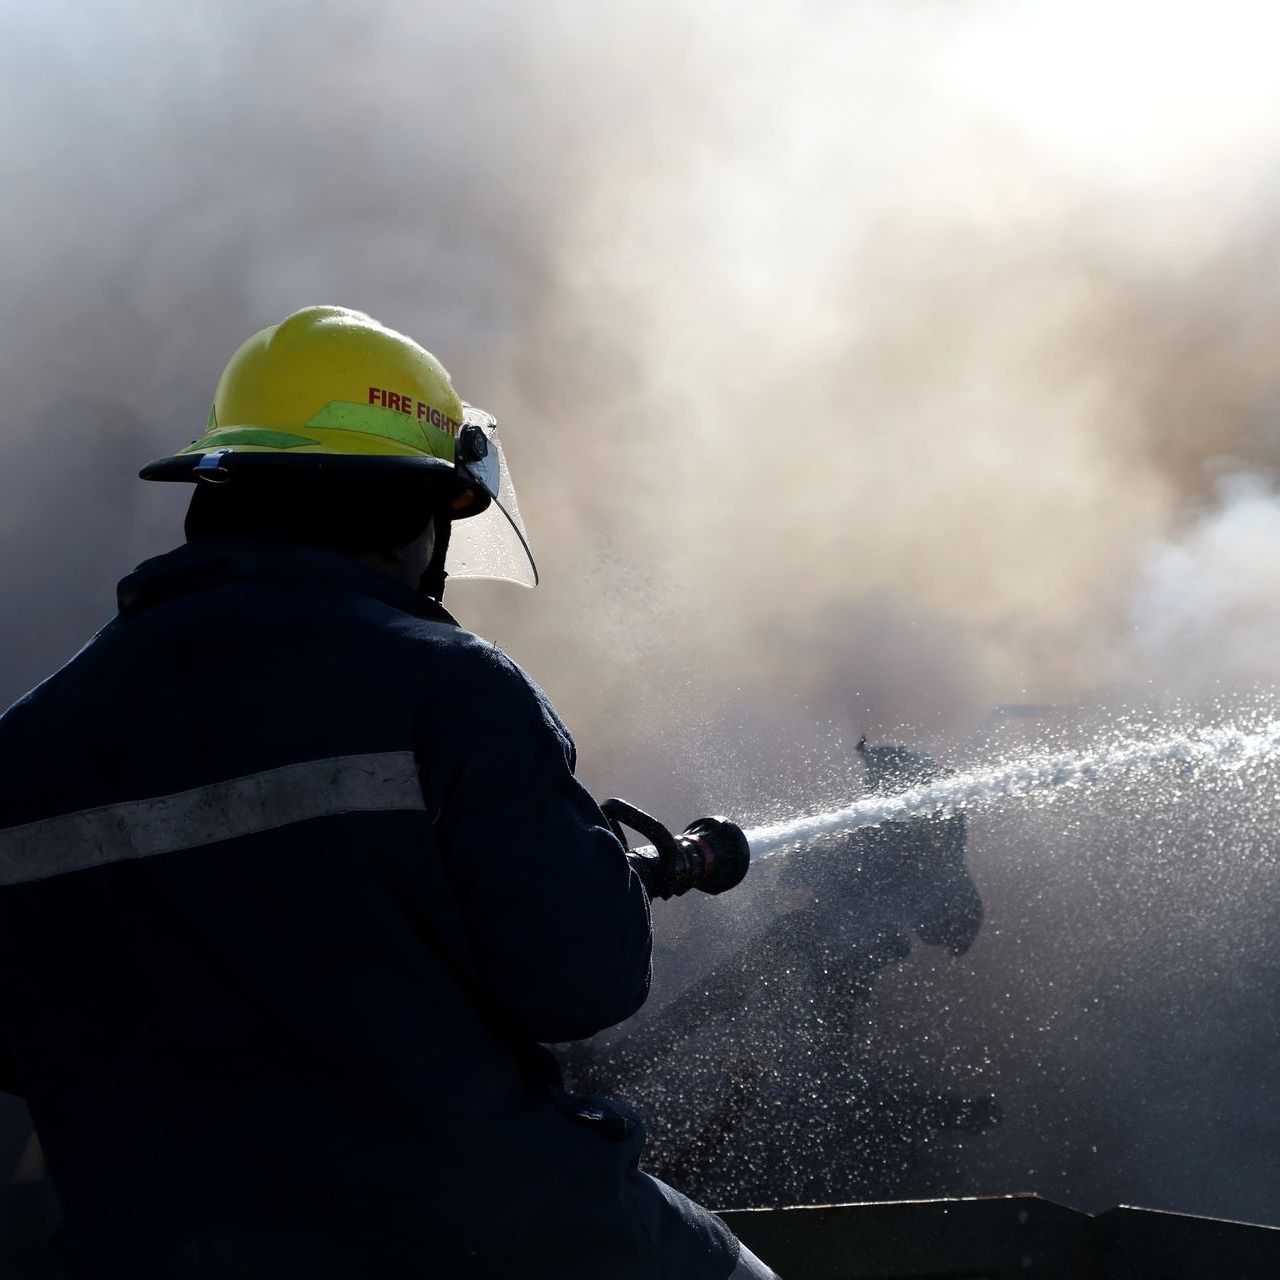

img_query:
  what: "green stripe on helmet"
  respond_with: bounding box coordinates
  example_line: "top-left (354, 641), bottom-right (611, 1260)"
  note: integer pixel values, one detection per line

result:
top-left (304, 401), bottom-right (456, 461)
top-left (178, 427), bottom-right (320, 453)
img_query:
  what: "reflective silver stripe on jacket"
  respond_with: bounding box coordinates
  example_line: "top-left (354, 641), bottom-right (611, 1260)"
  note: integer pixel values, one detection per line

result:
top-left (0, 751), bottom-right (426, 887)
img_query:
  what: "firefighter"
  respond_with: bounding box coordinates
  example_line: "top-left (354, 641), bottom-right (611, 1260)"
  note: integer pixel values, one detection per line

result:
top-left (0, 307), bottom-right (776, 1278)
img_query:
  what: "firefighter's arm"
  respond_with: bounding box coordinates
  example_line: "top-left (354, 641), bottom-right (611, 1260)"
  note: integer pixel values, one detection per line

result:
top-left (429, 649), bottom-right (653, 1043)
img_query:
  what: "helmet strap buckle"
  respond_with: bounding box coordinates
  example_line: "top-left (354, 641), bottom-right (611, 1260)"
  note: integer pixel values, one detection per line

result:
top-left (193, 450), bottom-right (233, 485)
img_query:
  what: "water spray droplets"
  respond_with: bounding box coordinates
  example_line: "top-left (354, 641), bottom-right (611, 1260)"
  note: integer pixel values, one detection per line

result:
top-left (746, 714), bottom-right (1280, 860)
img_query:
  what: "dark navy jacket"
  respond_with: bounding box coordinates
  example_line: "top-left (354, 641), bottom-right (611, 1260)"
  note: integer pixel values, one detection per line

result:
top-left (0, 539), bottom-right (740, 1279)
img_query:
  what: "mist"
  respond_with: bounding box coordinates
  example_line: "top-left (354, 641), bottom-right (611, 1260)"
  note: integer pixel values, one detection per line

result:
top-left (2, 0), bottom-right (1280, 1224)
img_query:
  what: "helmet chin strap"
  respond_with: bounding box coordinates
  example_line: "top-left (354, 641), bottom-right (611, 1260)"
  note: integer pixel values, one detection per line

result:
top-left (418, 511), bottom-right (453, 602)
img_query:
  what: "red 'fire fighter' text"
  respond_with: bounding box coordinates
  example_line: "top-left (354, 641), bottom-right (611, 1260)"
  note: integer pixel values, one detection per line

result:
top-left (369, 386), bottom-right (459, 434)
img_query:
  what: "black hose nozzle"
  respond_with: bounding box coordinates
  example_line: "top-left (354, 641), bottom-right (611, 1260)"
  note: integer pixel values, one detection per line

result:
top-left (600, 799), bottom-right (750, 900)
top-left (674, 816), bottom-right (752, 896)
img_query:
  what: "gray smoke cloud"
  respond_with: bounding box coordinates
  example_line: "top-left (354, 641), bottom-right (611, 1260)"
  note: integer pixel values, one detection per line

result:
top-left (1118, 472), bottom-right (1280, 695)
top-left (4, 0), bottom-right (1280, 736)
top-left (2, 0), bottom-right (1280, 1226)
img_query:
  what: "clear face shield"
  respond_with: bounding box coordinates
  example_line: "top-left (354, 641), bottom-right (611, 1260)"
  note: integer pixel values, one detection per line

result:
top-left (448, 405), bottom-right (538, 588)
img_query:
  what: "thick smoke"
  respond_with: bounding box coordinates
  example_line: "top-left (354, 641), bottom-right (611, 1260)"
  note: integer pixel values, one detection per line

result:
top-left (1119, 472), bottom-right (1280, 695)
top-left (6, 0), bottom-right (1280, 739)
top-left (2, 0), bottom-right (1280, 1224)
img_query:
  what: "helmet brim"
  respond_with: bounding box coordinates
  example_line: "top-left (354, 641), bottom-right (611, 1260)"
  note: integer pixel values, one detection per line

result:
top-left (138, 451), bottom-right (491, 518)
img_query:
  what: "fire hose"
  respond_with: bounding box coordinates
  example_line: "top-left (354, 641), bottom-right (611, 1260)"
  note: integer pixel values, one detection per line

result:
top-left (600, 798), bottom-right (750, 900)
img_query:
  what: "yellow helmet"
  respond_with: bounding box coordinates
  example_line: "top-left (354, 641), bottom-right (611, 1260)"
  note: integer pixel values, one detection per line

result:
top-left (141, 306), bottom-right (537, 586)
